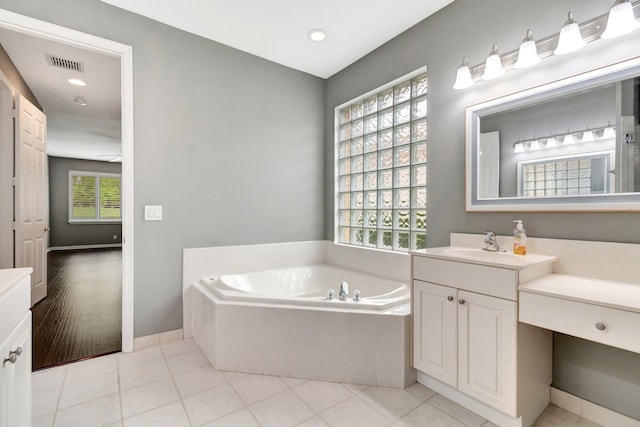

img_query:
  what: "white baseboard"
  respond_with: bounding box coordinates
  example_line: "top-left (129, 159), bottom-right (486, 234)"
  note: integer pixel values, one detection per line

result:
top-left (133, 329), bottom-right (184, 352)
top-left (550, 387), bottom-right (640, 427)
top-left (48, 243), bottom-right (123, 252)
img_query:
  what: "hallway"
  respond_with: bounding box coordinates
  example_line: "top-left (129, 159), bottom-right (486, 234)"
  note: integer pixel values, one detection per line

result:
top-left (32, 248), bottom-right (122, 370)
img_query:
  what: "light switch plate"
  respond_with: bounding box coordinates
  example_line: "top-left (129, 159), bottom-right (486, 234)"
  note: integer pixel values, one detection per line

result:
top-left (144, 205), bottom-right (163, 221)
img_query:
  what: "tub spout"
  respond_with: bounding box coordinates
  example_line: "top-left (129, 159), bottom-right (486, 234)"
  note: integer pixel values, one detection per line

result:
top-left (339, 281), bottom-right (349, 300)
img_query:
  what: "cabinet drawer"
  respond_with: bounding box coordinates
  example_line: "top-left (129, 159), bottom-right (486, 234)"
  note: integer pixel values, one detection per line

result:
top-left (519, 291), bottom-right (640, 354)
top-left (413, 256), bottom-right (518, 300)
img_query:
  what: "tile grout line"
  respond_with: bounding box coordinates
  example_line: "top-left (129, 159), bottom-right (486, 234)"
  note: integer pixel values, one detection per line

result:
top-left (161, 343), bottom-right (197, 427)
top-left (51, 366), bottom-right (68, 426)
top-left (116, 355), bottom-right (124, 425)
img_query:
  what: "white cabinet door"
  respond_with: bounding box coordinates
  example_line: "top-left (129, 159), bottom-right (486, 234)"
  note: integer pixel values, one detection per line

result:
top-left (458, 290), bottom-right (517, 416)
top-left (413, 281), bottom-right (457, 387)
top-left (0, 312), bottom-right (32, 427)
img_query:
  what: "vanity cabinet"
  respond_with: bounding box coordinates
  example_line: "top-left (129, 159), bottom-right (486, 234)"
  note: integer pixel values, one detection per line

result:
top-left (0, 268), bottom-right (32, 427)
top-left (412, 251), bottom-right (554, 427)
top-left (413, 278), bottom-right (517, 414)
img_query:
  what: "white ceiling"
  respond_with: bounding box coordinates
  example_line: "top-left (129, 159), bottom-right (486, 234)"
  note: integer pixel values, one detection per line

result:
top-left (0, 27), bottom-right (122, 162)
top-left (99, 0), bottom-right (455, 78)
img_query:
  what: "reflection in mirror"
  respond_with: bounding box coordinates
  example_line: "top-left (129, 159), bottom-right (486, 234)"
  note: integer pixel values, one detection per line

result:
top-left (466, 58), bottom-right (640, 211)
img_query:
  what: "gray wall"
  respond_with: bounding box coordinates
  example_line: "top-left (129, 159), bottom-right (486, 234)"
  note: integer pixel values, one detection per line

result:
top-left (48, 156), bottom-right (122, 248)
top-left (324, 0), bottom-right (640, 419)
top-left (480, 86), bottom-right (616, 197)
top-left (0, 42), bottom-right (41, 109)
top-left (0, 0), bottom-right (325, 336)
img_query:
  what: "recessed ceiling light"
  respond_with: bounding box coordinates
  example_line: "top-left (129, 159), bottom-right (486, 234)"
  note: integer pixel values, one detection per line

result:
top-left (74, 96), bottom-right (88, 106)
top-left (67, 78), bottom-right (87, 86)
top-left (308, 29), bottom-right (327, 42)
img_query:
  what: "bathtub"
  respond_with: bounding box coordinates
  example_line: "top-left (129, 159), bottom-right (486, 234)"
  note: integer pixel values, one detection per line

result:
top-left (202, 264), bottom-right (409, 310)
top-left (185, 241), bottom-right (415, 388)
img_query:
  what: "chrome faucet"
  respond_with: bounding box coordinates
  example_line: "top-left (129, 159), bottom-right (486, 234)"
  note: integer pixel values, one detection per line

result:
top-left (339, 281), bottom-right (349, 300)
top-left (483, 231), bottom-right (506, 252)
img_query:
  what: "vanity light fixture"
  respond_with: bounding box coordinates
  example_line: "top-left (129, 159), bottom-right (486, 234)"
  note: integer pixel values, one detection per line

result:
top-left (601, 0), bottom-right (640, 39)
top-left (482, 45), bottom-right (505, 80)
top-left (308, 29), bottom-right (327, 42)
top-left (554, 12), bottom-right (587, 55)
top-left (453, 2), bottom-right (640, 89)
top-left (67, 78), bottom-right (86, 86)
top-left (453, 56), bottom-right (474, 89)
top-left (513, 125), bottom-right (614, 152)
top-left (514, 29), bottom-right (541, 69)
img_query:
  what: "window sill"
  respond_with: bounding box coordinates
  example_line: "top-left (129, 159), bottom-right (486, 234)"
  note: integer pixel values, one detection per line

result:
top-left (68, 220), bottom-right (122, 225)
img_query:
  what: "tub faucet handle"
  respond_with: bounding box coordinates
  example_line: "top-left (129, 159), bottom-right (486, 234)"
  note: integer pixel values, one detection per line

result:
top-left (339, 281), bottom-right (349, 300)
top-left (326, 289), bottom-right (335, 300)
top-left (353, 290), bottom-right (361, 302)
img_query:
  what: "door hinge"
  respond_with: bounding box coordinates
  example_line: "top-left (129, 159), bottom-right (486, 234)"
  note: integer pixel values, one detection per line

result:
top-left (12, 177), bottom-right (16, 186)
top-left (11, 108), bottom-right (16, 118)
top-left (11, 222), bottom-right (15, 230)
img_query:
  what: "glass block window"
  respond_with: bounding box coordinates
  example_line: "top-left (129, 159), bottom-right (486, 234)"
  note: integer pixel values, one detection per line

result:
top-left (336, 70), bottom-right (427, 252)
top-left (518, 152), bottom-right (612, 197)
top-left (69, 171), bottom-right (122, 222)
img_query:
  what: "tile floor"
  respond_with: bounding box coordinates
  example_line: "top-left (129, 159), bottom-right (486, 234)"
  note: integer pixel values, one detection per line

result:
top-left (32, 338), bottom-right (601, 427)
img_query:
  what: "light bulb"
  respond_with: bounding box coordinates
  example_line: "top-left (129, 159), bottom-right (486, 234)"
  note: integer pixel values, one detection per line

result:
top-left (546, 137), bottom-right (557, 148)
top-left (603, 125), bottom-right (616, 139)
top-left (482, 45), bottom-right (505, 80)
top-left (514, 142), bottom-right (525, 153)
top-left (601, 0), bottom-right (640, 39)
top-left (563, 133), bottom-right (575, 145)
top-left (514, 30), bottom-right (541, 69)
top-left (554, 12), bottom-right (587, 55)
top-left (453, 57), bottom-right (475, 90)
top-left (582, 130), bottom-right (594, 142)
top-left (530, 140), bottom-right (541, 150)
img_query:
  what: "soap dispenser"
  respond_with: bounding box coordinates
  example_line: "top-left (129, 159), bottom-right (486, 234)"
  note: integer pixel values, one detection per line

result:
top-left (513, 220), bottom-right (527, 255)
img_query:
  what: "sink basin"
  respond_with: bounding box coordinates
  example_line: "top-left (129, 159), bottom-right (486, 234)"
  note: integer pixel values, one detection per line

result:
top-left (418, 246), bottom-right (558, 269)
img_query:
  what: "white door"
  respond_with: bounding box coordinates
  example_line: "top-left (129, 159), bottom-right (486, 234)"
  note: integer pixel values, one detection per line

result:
top-left (413, 281), bottom-right (457, 387)
top-left (14, 94), bottom-right (48, 306)
top-left (457, 290), bottom-right (517, 416)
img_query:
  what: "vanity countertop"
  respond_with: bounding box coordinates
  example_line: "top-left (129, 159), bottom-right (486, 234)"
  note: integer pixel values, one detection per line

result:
top-left (0, 267), bottom-right (32, 299)
top-left (519, 274), bottom-right (640, 313)
top-left (412, 246), bottom-right (557, 270)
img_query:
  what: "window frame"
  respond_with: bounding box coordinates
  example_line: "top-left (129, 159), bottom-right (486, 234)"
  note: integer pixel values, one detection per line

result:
top-left (334, 67), bottom-right (427, 253)
top-left (68, 170), bottom-right (122, 223)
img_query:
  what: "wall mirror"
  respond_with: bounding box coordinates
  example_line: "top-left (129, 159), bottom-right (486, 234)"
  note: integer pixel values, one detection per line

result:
top-left (465, 57), bottom-right (640, 211)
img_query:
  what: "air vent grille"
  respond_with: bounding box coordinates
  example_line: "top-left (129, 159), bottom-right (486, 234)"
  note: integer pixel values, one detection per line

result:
top-left (45, 54), bottom-right (84, 72)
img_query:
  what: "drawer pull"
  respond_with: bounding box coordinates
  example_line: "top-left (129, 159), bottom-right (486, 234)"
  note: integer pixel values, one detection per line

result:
top-left (595, 322), bottom-right (606, 331)
top-left (458, 299), bottom-right (466, 305)
top-left (447, 296), bottom-right (454, 302)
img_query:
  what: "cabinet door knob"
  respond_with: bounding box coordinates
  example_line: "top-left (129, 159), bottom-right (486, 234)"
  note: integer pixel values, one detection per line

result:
top-left (458, 299), bottom-right (466, 305)
top-left (3, 353), bottom-right (17, 367)
top-left (447, 296), bottom-right (454, 302)
top-left (595, 322), bottom-right (606, 331)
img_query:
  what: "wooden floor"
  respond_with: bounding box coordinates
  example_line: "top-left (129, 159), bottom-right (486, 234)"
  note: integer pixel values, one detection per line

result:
top-left (32, 248), bottom-right (122, 370)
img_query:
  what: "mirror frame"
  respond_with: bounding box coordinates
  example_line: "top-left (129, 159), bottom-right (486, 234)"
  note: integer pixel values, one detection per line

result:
top-left (465, 56), bottom-right (640, 212)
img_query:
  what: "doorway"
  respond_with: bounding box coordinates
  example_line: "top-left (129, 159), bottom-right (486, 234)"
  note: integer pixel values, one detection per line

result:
top-left (0, 9), bottom-right (134, 354)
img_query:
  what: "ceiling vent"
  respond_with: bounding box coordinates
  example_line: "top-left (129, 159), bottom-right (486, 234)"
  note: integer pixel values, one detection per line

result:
top-left (45, 54), bottom-right (84, 72)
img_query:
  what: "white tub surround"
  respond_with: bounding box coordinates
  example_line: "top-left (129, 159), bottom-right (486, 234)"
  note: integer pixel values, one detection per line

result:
top-left (412, 244), bottom-right (556, 427)
top-left (184, 241), bottom-right (414, 388)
